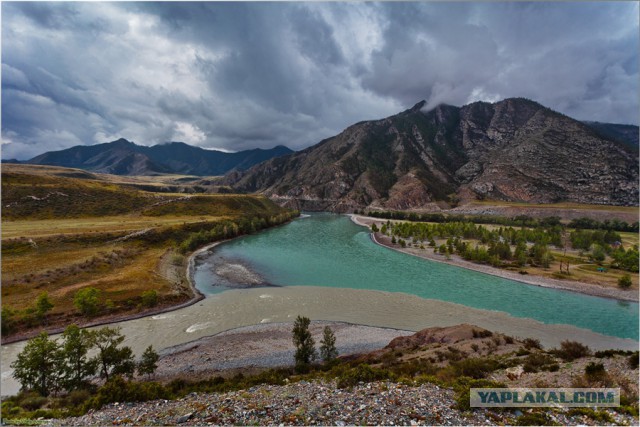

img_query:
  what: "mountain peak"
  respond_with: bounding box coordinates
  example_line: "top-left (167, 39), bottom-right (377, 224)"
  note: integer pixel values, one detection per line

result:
top-left (411, 100), bottom-right (427, 111)
top-left (110, 138), bottom-right (135, 146)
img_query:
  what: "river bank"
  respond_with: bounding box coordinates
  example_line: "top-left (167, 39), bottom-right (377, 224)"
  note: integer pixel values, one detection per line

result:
top-left (350, 214), bottom-right (638, 302)
top-left (153, 321), bottom-right (414, 382)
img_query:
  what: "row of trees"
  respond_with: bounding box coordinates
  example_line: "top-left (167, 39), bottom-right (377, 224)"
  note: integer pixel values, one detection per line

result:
top-left (2, 287), bottom-right (160, 336)
top-left (362, 210), bottom-right (638, 232)
top-left (292, 316), bottom-right (338, 372)
top-left (11, 325), bottom-right (158, 397)
top-left (177, 212), bottom-right (299, 254)
top-left (384, 220), bottom-right (563, 248)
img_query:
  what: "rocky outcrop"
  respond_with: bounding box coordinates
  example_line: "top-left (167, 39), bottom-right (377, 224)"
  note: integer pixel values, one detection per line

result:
top-left (227, 98), bottom-right (638, 210)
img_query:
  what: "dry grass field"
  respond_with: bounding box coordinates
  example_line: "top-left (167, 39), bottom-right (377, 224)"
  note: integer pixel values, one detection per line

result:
top-left (1, 164), bottom-right (295, 340)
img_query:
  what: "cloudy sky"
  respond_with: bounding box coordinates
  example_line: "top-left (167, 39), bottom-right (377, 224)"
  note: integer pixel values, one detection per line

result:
top-left (2, 2), bottom-right (638, 159)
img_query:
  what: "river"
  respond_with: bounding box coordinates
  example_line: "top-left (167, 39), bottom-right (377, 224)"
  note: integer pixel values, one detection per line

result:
top-left (2, 213), bottom-right (638, 396)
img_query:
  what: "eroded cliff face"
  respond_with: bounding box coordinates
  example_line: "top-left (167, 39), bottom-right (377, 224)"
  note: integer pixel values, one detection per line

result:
top-left (226, 98), bottom-right (638, 211)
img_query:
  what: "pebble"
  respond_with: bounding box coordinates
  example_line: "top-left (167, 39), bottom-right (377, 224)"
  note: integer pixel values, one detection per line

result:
top-left (46, 379), bottom-right (637, 426)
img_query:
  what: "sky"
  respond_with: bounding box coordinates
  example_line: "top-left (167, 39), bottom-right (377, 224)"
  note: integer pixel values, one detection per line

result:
top-left (2, 2), bottom-right (638, 160)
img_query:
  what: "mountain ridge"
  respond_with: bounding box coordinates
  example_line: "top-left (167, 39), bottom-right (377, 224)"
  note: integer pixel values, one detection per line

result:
top-left (225, 97), bottom-right (638, 211)
top-left (23, 139), bottom-right (293, 176)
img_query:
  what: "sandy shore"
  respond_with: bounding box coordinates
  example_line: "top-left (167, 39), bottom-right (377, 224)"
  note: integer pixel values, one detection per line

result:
top-left (350, 214), bottom-right (638, 302)
top-left (154, 321), bottom-right (414, 381)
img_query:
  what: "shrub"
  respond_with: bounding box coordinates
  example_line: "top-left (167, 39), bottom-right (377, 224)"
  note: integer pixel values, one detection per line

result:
top-left (73, 287), bottom-right (101, 316)
top-left (452, 357), bottom-right (500, 379)
top-left (515, 412), bottom-right (558, 426)
top-left (452, 378), bottom-right (504, 411)
top-left (522, 338), bottom-right (542, 350)
top-left (472, 329), bottom-right (493, 338)
top-left (523, 353), bottom-right (556, 373)
top-left (551, 340), bottom-right (591, 361)
top-left (336, 364), bottom-right (393, 389)
top-left (140, 290), bottom-right (158, 308)
top-left (584, 362), bottom-right (607, 381)
top-left (628, 352), bottom-right (639, 369)
top-left (618, 274), bottom-right (632, 289)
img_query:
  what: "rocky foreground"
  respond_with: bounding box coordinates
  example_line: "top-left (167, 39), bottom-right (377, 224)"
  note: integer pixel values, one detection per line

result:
top-left (48, 379), bottom-right (636, 426)
top-left (42, 323), bottom-right (639, 426)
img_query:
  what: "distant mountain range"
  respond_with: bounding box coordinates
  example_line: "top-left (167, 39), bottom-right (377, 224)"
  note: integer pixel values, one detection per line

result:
top-left (224, 98), bottom-right (638, 211)
top-left (16, 139), bottom-right (293, 176)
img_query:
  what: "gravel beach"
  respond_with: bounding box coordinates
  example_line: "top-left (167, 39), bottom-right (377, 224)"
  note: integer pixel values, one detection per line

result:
top-left (154, 321), bottom-right (414, 382)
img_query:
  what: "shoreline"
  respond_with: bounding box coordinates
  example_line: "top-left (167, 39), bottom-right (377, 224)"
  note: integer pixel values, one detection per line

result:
top-left (1, 242), bottom-right (216, 345)
top-left (153, 320), bottom-right (415, 382)
top-left (349, 214), bottom-right (639, 303)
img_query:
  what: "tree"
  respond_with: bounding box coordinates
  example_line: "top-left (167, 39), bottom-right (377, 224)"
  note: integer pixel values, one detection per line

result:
top-left (137, 345), bottom-right (159, 379)
top-left (591, 244), bottom-right (606, 264)
top-left (618, 274), bottom-right (633, 289)
top-left (60, 324), bottom-right (97, 390)
top-left (74, 287), bottom-right (101, 316)
top-left (89, 327), bottom-right (135, 382)
top-left (371, 223), bottom-right (379, 233)
top-left (35, 292), bottom-right (54, 325)
top-left (319, 326), bottom-right (338, 363)
top-left (11, 332), bottom-right (62, 396)
top-left (140, 290), bottom-right (158, 308)
top-left (1, 306), bottom-right (16, 336)
top-left (292, 315), bottom-right (316, 371)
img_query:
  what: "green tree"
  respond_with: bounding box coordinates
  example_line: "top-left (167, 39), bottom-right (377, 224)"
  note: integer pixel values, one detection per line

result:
top-left (35, 292), bottom-right (54, 325)
top-left (74, 287), bottom-right (101, 316)
top-left (60, 324), bottom-right (97, 390)
top-left (89, 327), bottom-right (135, 382)
top-left (137, 345), bottom-right (159, 379)
top-left (140, 290), bottom-right (158, 308)
top-left (319, 326), bottom-right (338, 363)
top-left (591, 244), bottom-right (606, 264)
top-left (618, 274), bottom-right (633, 289)
top-left (11, 332), bottom-right (63, 396)
top-left (371, 223), bottom-right (379, 232)
top-left (292, 315), bottom-right (316, 371)
top-left (1, 306), bottom-right (16, 336)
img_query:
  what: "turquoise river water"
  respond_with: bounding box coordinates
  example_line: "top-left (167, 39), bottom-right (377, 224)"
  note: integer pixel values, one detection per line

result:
top-left (194, 213), bottom-right (638, 340)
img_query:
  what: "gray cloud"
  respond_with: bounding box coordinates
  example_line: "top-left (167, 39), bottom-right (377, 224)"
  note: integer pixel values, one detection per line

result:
top-left (2, 2), bottom-right (637, 160)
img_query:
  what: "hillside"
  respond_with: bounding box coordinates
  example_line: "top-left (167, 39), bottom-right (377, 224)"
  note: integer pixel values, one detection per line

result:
top-left (1, 164), bottom-right (297, 341)
top-left (23, 139), bottom-right (293, 176)
top-left (226, 98), bottom-right (638, 212)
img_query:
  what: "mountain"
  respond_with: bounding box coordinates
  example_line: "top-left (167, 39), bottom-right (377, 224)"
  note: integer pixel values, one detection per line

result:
top-left (225, 98), bottom-right (638, 211)
top-left (26, 139), bottom-right (293, 176)
top-left (582, 122), bottom-right (639, 148)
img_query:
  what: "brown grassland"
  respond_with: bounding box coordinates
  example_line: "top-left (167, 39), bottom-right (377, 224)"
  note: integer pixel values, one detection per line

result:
top-left (1, 164), bottom-right (295, 342)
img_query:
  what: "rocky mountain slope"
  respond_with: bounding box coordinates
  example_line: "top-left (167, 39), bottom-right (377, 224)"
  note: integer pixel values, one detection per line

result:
top-left (225, 98), bottom-right (638, 211)
top-left (24, 139), bottom-right (293, 176)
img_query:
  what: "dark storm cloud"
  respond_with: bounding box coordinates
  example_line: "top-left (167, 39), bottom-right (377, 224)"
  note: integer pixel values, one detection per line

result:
top-left (2, 2), bottom-right (638, 160)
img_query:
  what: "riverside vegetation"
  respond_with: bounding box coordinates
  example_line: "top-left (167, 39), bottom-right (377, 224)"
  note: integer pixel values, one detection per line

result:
top-left (1, 164), bottom-right (298, 341)
top-left (3, 323), bottom-right (638, 425)
top-left (361, 209), bottom-right (639, 290)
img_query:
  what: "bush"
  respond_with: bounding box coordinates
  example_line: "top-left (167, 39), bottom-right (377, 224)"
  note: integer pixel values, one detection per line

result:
top-left (515, 412), bottom-right (558, 426)
top-left (523, 353), bottom-right (556, 373)
top-left (452, 378), bottom-right (504, 411)
top-left (551, 340), bottom-right (591, 361)
top-left (336, 364), bottom-right (394, 389)
top-left (584, 362), bottom-right (606, 381)
top-left (628, 352), bottom-right (639, 369)
top-left (522, 338), bottom-right (542, 350)
top-left (452, 357), bottom-right (500, 379)
top-left (140, 290), bottom-right (158, 308)
top-left (74, 287), bottom-right (101, 316)
top-left (84, 376), bottom-right (170, 410)
top-left (618, 274), bottom-right (632, 289)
